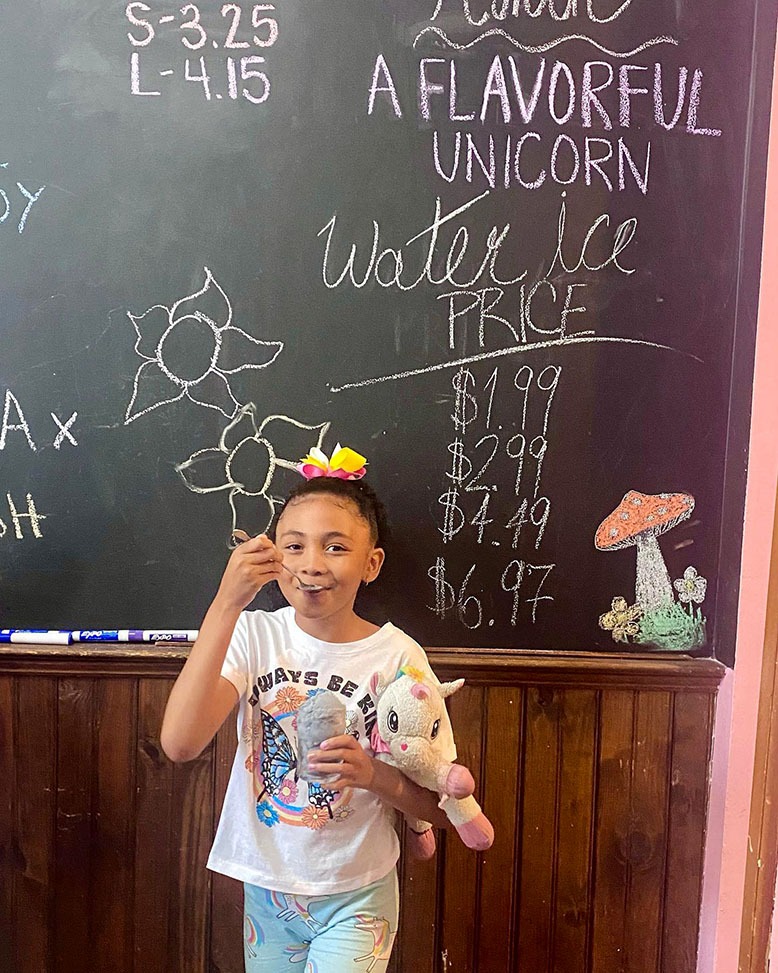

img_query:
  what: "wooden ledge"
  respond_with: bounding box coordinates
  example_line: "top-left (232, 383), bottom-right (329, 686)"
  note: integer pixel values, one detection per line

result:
top-left (430, 646), bottom-right (726, 690)
top-left (0, 642), bottom-right (726, 690)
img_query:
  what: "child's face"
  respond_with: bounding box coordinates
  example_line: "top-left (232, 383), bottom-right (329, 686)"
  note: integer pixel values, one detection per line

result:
top-left (275, 494), bottom-right (384, 636)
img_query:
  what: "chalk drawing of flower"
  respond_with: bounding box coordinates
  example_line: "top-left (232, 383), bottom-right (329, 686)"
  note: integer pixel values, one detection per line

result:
top-left (598, 596), bottom-right (643, 643)
top-left (673, 566), bottom-right (707, 605)
top-left (175, 404), bottom-right (329, 538)
top-left (256, 801), bottom-right (280, 827)
top-left (124, 267), bottom-right (283, 423)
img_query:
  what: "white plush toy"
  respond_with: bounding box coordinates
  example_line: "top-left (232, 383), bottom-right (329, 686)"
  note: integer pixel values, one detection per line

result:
top-left (370, 666), bottom-right (494, 859)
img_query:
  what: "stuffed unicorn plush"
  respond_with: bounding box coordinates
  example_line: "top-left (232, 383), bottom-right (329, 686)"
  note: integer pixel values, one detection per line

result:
top-left (370, 667), bottom-right (494, 859)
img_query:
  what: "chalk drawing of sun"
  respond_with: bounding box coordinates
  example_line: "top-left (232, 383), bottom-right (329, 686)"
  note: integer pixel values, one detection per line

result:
top-left (175, 405), bottom-right (330, 539)
top-left (124, 267), bottom-right (283, 423)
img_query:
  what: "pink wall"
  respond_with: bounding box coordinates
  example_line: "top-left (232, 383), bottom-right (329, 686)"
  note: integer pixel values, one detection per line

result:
top-left (699, 50), bottom-right (778, 973)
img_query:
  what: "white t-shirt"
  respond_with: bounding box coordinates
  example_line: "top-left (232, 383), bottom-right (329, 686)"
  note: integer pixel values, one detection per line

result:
top-left (207, 606), bottom-right (456, 895)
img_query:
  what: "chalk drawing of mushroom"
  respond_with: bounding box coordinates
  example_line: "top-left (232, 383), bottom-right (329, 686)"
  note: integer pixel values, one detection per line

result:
top-left (595, 490), bottom-right (706, 651)
top-left (175, 404), bottom-right (329, 540)
top-left (595, 491), bottom-right (694, 609)
top-left (124, 268), bottom-right (283, 424)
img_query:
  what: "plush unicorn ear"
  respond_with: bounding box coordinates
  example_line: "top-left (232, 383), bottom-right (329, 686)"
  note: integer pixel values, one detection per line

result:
top-left (370, 672), bottom-right (389, 698)
top-left (410, 682), bottom-right (431, 700)
top-left (438, 678), bottom-right (465, 698)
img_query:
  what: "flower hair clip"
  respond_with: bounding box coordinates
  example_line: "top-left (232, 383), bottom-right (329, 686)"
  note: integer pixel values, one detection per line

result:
top-left (297, 443), bottom-right (367, 481)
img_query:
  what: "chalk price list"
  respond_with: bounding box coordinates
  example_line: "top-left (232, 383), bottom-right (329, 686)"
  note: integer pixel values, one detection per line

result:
top-left (126, 3), bottom-right (278, 103)
top-left (428, 363), bottom-right (560, 630)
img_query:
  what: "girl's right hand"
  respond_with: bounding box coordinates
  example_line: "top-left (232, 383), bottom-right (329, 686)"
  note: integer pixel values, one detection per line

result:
top-left (215, 531), bottom-right (283, 611)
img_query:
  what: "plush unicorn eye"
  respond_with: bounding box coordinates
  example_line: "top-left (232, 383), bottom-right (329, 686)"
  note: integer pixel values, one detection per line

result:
top-left (431, 719), bottom-right (440, 740)
top-left (387, 709), bottom-right (399, 732)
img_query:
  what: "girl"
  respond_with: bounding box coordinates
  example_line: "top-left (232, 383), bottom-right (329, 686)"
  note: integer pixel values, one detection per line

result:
top-left (160, 445), bottom-right (456, 973)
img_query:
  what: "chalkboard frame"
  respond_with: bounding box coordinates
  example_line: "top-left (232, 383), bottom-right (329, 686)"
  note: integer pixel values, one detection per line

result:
top-left (713, 0), bottom-right (778, 666)
top-left (0, 1), bottom-right (776, 667)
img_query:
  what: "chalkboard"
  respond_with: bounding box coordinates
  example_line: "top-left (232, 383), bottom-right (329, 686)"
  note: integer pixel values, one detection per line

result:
top-left (1, 0), bottom-right (776, 665)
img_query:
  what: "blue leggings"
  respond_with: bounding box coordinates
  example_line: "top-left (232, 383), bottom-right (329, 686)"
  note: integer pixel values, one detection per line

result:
top-left (243, 869), bottom-right (399, 972)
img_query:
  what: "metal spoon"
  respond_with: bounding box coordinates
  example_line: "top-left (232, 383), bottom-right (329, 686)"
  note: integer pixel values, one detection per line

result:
top-left (280, 563), bottom-right (323, 591)
top-left (230, 530), bottom-right (321, 590)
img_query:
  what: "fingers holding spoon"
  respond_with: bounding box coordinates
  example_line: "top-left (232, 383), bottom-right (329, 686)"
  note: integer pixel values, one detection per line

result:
top-left (230, 530), bottom-right (320, 590)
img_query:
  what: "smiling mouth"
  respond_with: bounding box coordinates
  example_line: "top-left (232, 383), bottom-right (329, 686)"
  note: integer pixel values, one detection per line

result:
top-left (300, 583), bottom-right (331, 592)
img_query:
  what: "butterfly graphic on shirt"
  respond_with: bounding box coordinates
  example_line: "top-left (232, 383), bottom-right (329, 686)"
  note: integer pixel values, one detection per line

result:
top-left (259, 709), bottom-right (298, 796)
top-left (257, 709), bottom-right (338, 820)
top-left (307, 781), bottom-right (338, 819)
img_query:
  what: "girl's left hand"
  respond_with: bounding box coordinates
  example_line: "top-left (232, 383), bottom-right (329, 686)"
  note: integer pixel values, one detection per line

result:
top-left (307, 735), bottom-right (376, 791)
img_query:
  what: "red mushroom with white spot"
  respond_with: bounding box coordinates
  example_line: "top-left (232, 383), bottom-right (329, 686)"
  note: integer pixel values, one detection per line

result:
top-left (595, 491), bottom-right (695, 612)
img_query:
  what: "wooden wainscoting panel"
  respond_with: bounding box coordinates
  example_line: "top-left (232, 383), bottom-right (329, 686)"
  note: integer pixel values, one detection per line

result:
top-left (478, 686), bottom-right (524, 973)
top-left (210, 708), bottom-right (244, 973)
top-left (14, 677), bottom-right (57, 973)
top-left (591, 690), bottom-right (635, 972)
top-left (54, 678), bottom-right (96, 972)
top-left (516, 686), bottom-right (561, 972)
top-left (439, 683), bottom-right (487, 972)
top-left (394, 809), bottom-right (445, 973)
top-left (661, 692), bottom-right (715, 973)
top-left (169, 723), bottom-right (216, 971)
top-left (0, 675), bottom-right (15, 973)
top-left (0, 646), bottom-right (725, 973)
top-left (553, 689), bottom-right (598, 973)
top-left (622, 692), bottom-right (672, 973)
top-left (393, 839), bottom-right (441, 973)
top-left (133, 678), bottom-right (178, 973)
top-left (514, 688), bottom-right (598, 973)
top-left (90, 680), bottom-right (138, 973)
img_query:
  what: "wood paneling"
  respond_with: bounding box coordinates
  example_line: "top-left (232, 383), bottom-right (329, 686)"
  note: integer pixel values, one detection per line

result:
top-left (0, 646), bottom-right (724, 973)
top-left (740, 485), bottom-right (778, 973)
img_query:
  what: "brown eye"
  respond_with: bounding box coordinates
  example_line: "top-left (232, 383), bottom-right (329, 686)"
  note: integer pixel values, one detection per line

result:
top-left (387, 709), bottom-right (399, 733)
top-left (431, 719), bottom-right (440, 740)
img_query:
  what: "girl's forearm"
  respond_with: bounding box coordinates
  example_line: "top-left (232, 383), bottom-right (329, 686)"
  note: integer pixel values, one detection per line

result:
top-left (160, 596), bottom-right (241, 761)
top-left (369, 758), bottom-right (450, 829)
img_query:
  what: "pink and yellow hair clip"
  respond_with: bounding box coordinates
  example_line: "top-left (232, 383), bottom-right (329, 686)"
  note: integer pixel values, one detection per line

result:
top-left (297, 443), bottom-right (367, 481)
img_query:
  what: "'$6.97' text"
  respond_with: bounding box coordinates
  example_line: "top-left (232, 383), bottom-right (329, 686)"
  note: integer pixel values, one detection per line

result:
top-left (427, 556), bottom-right (554, 629)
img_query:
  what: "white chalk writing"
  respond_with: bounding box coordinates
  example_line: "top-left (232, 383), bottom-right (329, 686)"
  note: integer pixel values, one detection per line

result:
top-left (126, 3), bottom-right (277, 103)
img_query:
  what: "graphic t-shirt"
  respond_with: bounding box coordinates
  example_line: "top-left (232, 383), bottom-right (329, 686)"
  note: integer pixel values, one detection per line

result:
top-left (207, 607), bottom-right (456, 895)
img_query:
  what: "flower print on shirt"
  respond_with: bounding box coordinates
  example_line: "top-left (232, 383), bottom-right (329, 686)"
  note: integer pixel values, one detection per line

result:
top-left (247, 685), bottom-right (355, 831)
top-left (276, 686), bottom-right (307, 712)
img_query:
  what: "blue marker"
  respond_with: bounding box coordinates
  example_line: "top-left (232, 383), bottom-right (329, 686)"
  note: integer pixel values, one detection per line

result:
top-left (72, 630), bottom-right (199, 642)
top-left (0, 629), bottom-right (72, 644)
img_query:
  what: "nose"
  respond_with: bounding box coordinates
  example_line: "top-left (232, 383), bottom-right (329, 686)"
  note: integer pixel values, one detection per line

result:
top-left (299, 550), bottom-right (327, 577)
top-left (400, 743), bottom-right (408, 751)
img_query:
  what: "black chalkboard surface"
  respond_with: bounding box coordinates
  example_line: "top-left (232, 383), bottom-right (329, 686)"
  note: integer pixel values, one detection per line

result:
top-left (1, 0), bottom-right (775, 665)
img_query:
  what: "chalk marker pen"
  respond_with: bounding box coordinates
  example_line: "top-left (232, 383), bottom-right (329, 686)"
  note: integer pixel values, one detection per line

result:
top-left (72, 630), bottom-right (199, 642)
top-left (0, 630), bottom-right (72, 644)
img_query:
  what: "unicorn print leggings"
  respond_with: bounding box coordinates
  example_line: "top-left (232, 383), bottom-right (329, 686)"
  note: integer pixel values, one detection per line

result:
top-left (243, 869), bottom-right (399, 972)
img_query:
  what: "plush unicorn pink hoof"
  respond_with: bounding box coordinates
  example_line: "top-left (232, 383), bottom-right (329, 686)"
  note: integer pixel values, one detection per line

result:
top-left (445, 764), bottom-right (475, 799)
top-left (456, 814), bottom-right (495, 851)
top-left (407, 828), bottom-right (437, 861)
